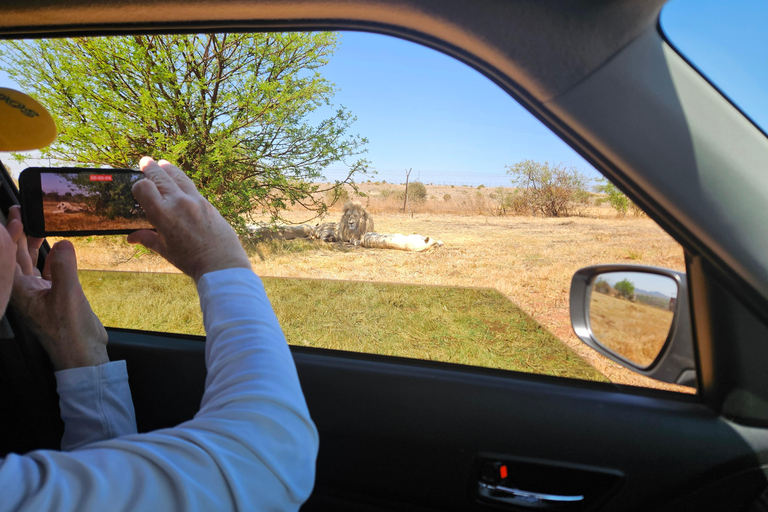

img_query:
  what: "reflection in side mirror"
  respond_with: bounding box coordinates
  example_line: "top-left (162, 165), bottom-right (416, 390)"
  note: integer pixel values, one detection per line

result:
top-left (570, 265), bottom-right (696, 388)
top-left (589, 272), bottom-right (677, 368)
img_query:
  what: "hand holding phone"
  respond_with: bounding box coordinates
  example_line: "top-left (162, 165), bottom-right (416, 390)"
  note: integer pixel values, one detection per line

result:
top-left (127, 157), bottom-right (251, 283)
top-left (19, 168), bottom-right (153, 237)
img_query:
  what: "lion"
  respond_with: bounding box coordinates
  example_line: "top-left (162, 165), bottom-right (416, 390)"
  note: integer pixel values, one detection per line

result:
top-left (310, 201), bottom-right (374, 244)
top-left (311, 222), bottom-right (339, 242)
top-left (337, 201), bottom-right (374, 244)
top-left (51, 201), bottom-right (84, 214)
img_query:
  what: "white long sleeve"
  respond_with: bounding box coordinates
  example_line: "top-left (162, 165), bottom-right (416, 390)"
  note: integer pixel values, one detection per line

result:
top-left (55, 360), bottom-right (138, 451)
top-left (0, 268), bottom-right (319, 511)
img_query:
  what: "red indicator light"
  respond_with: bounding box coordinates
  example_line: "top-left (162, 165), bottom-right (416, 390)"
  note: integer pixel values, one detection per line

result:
top-left (90, 174), bottom-right (113, 182)
top-left (499, 465), bottom-right (508, 479)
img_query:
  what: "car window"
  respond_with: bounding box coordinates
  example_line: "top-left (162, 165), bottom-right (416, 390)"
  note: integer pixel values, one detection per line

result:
top-left (0, 31), bottom-right (689, 392)
top-left (661, 0), bottom-right (768, 133)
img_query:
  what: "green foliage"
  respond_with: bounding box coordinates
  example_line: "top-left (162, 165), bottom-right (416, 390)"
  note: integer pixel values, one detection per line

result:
top-left (408, 181), bottom-right (427, 202)
top-left (505, 160), bottom-right (589, 217)
top-left (394, 181), bottom-right (427, 204)
top-left (443, 193), bottom-right (451, 202)
top-left (1, 33), bottom-right (369, 233)
top-left (614, 279), bottom-right (635, 300)
top-left (595, 178), bottom-right (629, 216)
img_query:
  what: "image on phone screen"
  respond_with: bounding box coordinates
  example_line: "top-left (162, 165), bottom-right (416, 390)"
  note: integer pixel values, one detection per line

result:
top-left (39, 171), bottom-right (152, 233)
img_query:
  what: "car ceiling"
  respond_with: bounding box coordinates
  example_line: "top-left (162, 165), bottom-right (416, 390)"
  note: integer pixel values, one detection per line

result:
top-left (0, 0), bottom-right (666, 102)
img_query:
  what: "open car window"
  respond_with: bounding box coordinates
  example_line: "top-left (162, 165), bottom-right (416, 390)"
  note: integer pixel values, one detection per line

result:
top-left (0, 31), bottom-right (689, 392)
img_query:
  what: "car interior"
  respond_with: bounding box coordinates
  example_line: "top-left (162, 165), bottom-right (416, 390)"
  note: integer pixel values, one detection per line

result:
top-left (2, 0), bottom-right (768, 511)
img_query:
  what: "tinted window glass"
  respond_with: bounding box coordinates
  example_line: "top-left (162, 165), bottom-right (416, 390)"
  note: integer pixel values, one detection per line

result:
top-left (661, 0), bottom-right (768, 133)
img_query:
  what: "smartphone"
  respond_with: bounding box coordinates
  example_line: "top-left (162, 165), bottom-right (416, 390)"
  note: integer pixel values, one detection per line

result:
top-left (19, 167), bottom-right (153, 237)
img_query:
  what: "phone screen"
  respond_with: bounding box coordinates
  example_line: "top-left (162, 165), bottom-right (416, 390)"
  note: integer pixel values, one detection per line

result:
top-left (20, 168), bottom-right (153, 236)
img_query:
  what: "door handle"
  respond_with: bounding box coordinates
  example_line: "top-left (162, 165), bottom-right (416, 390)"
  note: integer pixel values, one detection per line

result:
top-left (478, 481), bottom-right (584, 509)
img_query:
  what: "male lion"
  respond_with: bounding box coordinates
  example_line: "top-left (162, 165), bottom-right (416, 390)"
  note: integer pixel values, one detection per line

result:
top-left (337, 201), bottom-right (374, 244)
top-left (310, 201), bottom-right (374, 244)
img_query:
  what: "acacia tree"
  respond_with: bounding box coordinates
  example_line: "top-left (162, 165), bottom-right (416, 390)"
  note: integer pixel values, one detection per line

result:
top-left (0, 33), bottom-right (369, 233)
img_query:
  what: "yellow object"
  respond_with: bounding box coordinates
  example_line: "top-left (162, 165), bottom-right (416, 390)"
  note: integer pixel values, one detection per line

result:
top-left (0, 88), bottom-right (57, 151)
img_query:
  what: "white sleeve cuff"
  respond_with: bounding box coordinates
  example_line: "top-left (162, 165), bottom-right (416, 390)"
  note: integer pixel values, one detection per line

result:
top-left (55, 360), bottom-right (138, 451)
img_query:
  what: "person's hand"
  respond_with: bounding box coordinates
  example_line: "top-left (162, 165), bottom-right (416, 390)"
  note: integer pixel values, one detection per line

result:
top-left (128, 157), bottom-right (252, 283)
top-left (8, 206), bottom-right (108, 371)
top-left (0, 211), bottom-right (20, 312)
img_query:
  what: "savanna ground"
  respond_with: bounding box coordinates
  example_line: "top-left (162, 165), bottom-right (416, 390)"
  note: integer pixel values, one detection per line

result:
top-left (65, 183), bottom-right (691, 392)
top-left (43, 197), bottom-right (151, 232)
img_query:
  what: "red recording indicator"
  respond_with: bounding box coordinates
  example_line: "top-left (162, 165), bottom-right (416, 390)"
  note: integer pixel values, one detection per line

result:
top-left (499, 465), bottom-right (508, 479)
top-left (89, 174), bottom-right (113, 182)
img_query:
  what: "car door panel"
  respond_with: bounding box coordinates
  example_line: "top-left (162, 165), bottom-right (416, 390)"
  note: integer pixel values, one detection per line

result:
top-left (108, 329), bottom-right (767, 511)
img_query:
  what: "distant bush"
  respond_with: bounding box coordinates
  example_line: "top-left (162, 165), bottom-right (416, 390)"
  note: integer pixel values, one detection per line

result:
top-left (594, 279), bottom-right (611, 295)
top-left (614, 279), bottom-right (635, 300)
top-left (325, 186), bottom-right (350, 205)
top-left (491, 187), bottom-right (516, 216)
top-left (505, 160), bottom-right (590, 217)
top-left (407, 181), bottom-right (427, 202)
top-left (443, 194), bottom-right (452, 202)
top-left (477, 184), bottom-right (485, 189)
top-left (595, 179), bottom-right (628, 216)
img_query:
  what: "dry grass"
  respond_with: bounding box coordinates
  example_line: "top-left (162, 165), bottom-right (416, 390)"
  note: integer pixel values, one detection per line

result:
top-left (62, 186), bottom-right (690, 392)
top-left (43, 198), bottom-right (151, 232)
top-left (590, 293), bottom-right (674, 367)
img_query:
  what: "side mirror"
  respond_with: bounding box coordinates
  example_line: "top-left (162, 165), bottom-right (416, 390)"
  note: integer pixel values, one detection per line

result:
top-left (570, 265), bottom-right (696, 388)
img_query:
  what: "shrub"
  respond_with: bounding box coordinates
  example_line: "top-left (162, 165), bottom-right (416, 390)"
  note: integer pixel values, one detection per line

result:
top-left (325, 186), bottom-right (350, 205)
top-left (505, 160), bottom-right (590, 217)
top-left (407, 181), bottom-right (427, 202)
top-left (614, 279), bottom-right (635, 300)
top-left (594, 279), bottom-right (611, 295)
top-left (443, 194), bottom-right (451, 202)
top-left (595, 179), bottom-right (628, 216)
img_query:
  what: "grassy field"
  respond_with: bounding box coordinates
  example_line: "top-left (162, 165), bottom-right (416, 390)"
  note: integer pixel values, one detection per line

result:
top-left (80, 271), bottom-right (604, 381)
top-left (65, 184), bottom-right (691, 392)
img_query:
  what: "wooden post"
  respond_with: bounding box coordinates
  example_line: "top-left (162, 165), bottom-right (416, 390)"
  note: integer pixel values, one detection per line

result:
top-left (403, 167), bottom-right (412, 212)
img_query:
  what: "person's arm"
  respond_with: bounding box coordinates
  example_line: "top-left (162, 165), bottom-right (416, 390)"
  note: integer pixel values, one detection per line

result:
top-left (0, 268), bottom-right (317, 511)
top-left (7, 205), bottom-right (138, 449)
top-left (0, 157), bottom-right (318, 511)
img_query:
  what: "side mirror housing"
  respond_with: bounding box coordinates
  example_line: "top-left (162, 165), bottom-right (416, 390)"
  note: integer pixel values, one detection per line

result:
top-left (570, 265), bottom-right (696, 388)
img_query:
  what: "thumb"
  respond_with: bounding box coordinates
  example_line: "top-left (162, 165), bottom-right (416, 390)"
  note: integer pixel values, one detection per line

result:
top-left (47, 241), bottom-right (82, 297)
top-left (127, 229), bottom-right (163, 254)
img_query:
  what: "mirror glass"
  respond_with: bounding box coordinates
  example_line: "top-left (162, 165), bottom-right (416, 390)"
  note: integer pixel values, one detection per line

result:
top-left (589, 271), bottom-right (678, 368)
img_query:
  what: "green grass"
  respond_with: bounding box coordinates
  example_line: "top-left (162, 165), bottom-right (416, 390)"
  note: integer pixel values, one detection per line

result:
top-left (79, 270), bottom-right (606, 382)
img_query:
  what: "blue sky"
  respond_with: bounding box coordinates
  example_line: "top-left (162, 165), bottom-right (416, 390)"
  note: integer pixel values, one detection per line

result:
top-left (1, 0), bottom-right (765, 186)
